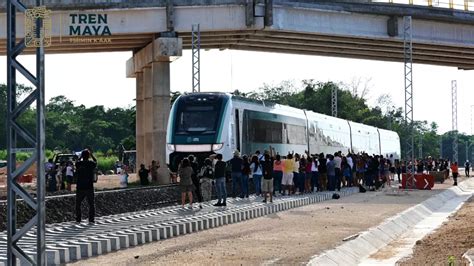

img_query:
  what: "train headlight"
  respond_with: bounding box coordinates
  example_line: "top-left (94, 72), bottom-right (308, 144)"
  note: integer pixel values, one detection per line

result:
top-left (212, 143), bottom-right (223, 151)
top-left (167, 144), bottom-right (175, 152)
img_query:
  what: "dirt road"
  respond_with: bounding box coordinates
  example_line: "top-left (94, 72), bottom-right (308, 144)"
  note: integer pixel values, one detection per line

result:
top-left (71, 181), bottom-right (461, 266)
top-left (398, 195), bottom-right (474, 265)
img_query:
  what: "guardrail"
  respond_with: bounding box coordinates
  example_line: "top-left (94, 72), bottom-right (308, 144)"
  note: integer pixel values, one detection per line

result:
top-left (370, 0), bottom-right (474, 11)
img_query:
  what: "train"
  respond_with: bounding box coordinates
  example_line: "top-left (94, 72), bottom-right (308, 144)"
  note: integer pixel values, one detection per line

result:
top-left (166, 92), bottom-right (400, 170)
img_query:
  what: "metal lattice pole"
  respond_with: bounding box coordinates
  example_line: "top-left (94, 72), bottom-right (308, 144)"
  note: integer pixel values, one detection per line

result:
top-left (331, 86), bottom-right (337, 117)
top-left (403, 16), bottom-right (415, 188)
top-left (452, 80), bottom-right (458, 163)
top-left (466, 141), bottom-right (469, 164)
top-left (191, 24), bottom-right (200, 93)
top-left (418, 134), bottom-right (423, 159)
top-left (7, 1), bottom-right (47, 265)
top-left (440, 136), bottom-right (443, 158)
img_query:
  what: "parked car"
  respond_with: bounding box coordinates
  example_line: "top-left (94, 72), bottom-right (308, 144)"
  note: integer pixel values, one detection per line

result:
top-left (0, 160), bottom-right (6, 168)
top-left (52, 153), bottom-right (79, 166)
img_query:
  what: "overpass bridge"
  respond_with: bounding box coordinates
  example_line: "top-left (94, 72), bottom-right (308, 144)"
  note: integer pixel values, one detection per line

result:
top-left (1, 0), bottom-right (474, 69)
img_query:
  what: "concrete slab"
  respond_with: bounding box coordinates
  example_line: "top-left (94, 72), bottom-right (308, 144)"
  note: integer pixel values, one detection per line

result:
top-left (309, 179), bottom-right (474, 265)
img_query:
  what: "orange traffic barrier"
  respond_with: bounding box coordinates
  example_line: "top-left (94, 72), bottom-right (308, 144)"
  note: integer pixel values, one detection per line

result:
top-left (401, 173), bottom-right (434, 190)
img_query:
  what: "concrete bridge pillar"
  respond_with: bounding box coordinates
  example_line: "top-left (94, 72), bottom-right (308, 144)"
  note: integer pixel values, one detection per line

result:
top-left (143, 66), bottom-right (153, 168)
top-left (127, 37), bottom-right (182, 184)
top-left (135, 71), bottom-right (145, 168)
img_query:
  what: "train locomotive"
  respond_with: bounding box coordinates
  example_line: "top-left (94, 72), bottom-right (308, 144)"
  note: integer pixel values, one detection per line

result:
top-left (166, 92), bottom-right (400, 170)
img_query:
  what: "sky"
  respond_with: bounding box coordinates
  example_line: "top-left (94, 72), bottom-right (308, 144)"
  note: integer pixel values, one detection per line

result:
top-left (0, 50), bottom-right (472, 135)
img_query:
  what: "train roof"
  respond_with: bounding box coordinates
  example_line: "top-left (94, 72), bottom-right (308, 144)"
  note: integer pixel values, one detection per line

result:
top-left (179, 92), bottom-right (399, 137)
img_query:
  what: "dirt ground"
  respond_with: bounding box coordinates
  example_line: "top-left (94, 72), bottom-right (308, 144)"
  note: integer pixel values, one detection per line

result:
top-left (71, 179), bottom-right (462, 266)
top-left (398, 195), bottom-right (474, 266)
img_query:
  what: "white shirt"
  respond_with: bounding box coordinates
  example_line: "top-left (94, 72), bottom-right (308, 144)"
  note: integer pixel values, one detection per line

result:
top-left (311, 161), bottom-right (318, 172)
top-left (66, 166), bottom-right (74, 176)
top-left (347, 157), bottom-right (354, 169)
top-left (250, 163), bottom-right (262, 175)
top-left (334, 156), bottom-right (342, 169)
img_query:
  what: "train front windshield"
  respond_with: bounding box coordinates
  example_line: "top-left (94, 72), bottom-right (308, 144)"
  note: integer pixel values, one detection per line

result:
top-left (168, 94), bottom-right (227, 170)
top-left (176, 105), bottom-right (219, 134)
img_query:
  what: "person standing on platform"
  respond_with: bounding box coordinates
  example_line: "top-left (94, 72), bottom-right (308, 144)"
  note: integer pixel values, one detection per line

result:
top-left (75, 149), bottom-right (97, 224)
top-left (464, 160), bottom-right (470, 177)
top-left (451, 162), bottom-right (459, 186)
top-left (241, 155), bottom-right (251, 198)
top-left (188, 155), bottom-right (203, 209)
top-left (282, 154), bottom-right (294, 195)
top-left (318, 153), bottom-right (328, 191)
top-left (262, 153), bottom-right (274, 203)
top-left (138, 164), bottom-right (150, 186)
top-left (334, 152), bottom-right (342, 191)
top-left (229, 150), bottom-right (243, 198)
top-left (310, 155), bottom-right (319, 192)
top-left (250, 155), bottom-right (263, 196)
top-left (178, 158), bottom-right (194, 209)
top-left (327, 155), bottom-right (336, 191)
top-left (214, 154), bottom-right (228, 207)
top-left (273, 154), bottom-right (284, 196)
top-left (198, 158), bottom-right (214, 202)
top-left (150, 160), bottom-right (159, 183)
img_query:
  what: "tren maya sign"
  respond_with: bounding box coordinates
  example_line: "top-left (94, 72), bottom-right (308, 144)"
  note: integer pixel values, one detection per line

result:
top-left (25, 6), bottom-right (113, 47)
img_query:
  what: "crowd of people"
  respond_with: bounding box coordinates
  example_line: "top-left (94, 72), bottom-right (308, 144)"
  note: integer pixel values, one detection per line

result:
top-left (174, 149), bottom-right (465, 209)
top-left (44, 146), bottom-right (465, 222)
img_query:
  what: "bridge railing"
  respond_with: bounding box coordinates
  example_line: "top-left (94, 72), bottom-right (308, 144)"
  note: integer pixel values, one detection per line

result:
top-left (370, 0), bottom-right (474, 11)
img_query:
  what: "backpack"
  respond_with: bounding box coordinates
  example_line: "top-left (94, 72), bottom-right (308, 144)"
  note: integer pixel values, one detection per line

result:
top-left (202, 166), bottom-right (214, 179)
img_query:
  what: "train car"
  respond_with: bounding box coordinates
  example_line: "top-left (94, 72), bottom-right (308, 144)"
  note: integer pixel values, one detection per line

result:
top-left (166, 92), bottom-right (401, 170)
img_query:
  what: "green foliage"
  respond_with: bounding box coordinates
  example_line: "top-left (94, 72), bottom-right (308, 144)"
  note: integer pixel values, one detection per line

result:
top-left (96, 155), bottom-right (119, 173)
top-left (0, 84), bottom-right (136, 156)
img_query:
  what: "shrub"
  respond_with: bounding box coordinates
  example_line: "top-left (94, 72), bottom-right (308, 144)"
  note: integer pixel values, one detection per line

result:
top-left (97, 156), bottom-right (118, 173)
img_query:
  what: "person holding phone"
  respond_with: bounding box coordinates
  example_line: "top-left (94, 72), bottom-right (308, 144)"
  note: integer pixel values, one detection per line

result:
top-left (75, 148), bottom-right (98, 224)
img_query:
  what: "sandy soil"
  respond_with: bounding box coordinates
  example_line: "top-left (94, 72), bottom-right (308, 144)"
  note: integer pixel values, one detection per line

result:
top-left (398, 195), bottom-right (474, 266)
top-left (70, 180), bottom-right (462, 266)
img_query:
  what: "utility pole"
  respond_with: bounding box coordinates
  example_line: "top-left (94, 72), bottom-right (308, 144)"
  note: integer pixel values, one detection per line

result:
top-left (331, 86), bottom-right (337, 117)
top-left (418, 134), bottom-right (423, 159)
top-left (191, 24), bottom-right (201, 93)
top-left (403, 16), bottom-right (415, 188)
top-left (452, 80), bottom-right (458, 163)
top-left (440, 136), bottom-right (443, 158)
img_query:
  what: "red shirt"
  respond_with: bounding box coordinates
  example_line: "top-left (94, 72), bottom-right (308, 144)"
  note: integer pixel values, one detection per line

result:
top-left (451, 164), bottom-right (458, 174)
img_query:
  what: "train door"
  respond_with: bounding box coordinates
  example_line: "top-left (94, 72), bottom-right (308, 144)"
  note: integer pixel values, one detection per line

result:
top-left (235, 109), bottom-right (241, 152)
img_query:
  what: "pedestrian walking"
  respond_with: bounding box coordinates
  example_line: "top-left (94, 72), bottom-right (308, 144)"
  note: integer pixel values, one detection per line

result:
top-left (75, 149), bottom-right (97, 224)
top-left (451, 162), bottom-right (459, 186)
